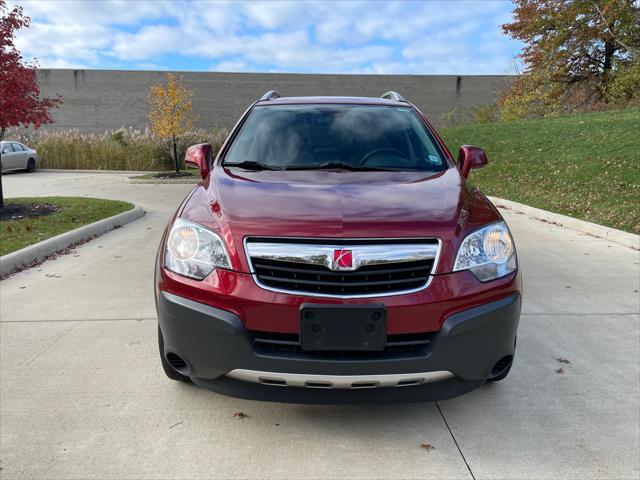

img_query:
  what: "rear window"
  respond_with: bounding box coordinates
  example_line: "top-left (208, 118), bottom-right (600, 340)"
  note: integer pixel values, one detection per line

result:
top-left (224, 105), bottom-right (448, 172)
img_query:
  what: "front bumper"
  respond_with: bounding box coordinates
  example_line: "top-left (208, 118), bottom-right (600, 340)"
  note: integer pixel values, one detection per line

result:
top-left (157, 290), bottom-right (521, 403)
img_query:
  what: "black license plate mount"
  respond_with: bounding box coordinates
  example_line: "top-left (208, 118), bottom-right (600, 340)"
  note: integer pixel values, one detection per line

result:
top-left (299, 303), bottom-right (387, 351)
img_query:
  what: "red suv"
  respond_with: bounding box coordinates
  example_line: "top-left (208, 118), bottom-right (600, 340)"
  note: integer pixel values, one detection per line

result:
top-left (155, 91), bottom-right (521, 403)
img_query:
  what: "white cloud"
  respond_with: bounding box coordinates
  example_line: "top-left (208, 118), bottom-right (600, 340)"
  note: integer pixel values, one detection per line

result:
top-left (243, 1), bottom-right (306, 29)
top-left (210, 59), bottom-right (256, 72)
top-left (31, 57), bottom-right (90, 69)
top-left (15, 21), bottom-right (112, 64)
top-left (16, 0), bottom-right (177, 25)
top-left (110, 25), bottom-right (182, 61)
top-left (11, 0), bottom-right (522, 74)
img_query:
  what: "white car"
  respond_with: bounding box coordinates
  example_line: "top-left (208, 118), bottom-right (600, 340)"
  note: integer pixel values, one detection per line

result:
top-left (0, 141), bottom-right (39, 173)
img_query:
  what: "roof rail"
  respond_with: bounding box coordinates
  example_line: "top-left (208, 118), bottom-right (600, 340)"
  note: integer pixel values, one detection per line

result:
top-left (260, 90), bottom-right (280, 101)
top-left (381, 91), bottom-right (406, 102)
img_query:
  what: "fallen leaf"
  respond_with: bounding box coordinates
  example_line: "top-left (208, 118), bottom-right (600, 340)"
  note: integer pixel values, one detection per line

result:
top-left (420, 443), bottom-right (435, 451)
top-left (557, 358), bottom-right (571, 364)
top-left (233, 412), bottom-right (250, 420)
top-left (555, 368), bottom-right (565, 374)
top-left (25, 224), bottom-right (33, 232)
top-left (6, 225), bottom-right (13, 233)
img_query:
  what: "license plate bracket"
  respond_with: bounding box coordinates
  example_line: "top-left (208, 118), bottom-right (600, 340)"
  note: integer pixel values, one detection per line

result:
top-left (299, 303), bottom-right (387, 351)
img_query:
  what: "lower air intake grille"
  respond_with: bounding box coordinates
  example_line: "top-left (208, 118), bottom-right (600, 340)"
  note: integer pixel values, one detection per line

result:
top-left (249, 330), bottom-right (433, 360)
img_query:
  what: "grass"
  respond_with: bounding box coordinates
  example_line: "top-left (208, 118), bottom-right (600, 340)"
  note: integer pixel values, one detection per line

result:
top-left (0, 197), bottom-right (134, 256)
top-left (439, 108), bottom-right (640, 234)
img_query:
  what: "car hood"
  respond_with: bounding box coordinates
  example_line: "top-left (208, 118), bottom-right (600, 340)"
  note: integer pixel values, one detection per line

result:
top-left (181, 167), bottom-right (502, 273)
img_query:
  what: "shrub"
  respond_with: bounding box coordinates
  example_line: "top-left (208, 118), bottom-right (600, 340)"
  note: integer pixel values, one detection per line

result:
top-left (471, 104), bottom-right (500, 124)
top-left (439, 104), bottom-right (501, 128)
top-left (499, 69), bottom-right (564, 121)
top-left (13, 128), bottom-right (228, 171)
top-left (607, 62), bottom-right (640, 106)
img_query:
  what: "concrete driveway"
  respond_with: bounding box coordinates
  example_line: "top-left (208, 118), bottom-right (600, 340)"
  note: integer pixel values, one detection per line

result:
top-left (1, 171), bottom-right (638, 479)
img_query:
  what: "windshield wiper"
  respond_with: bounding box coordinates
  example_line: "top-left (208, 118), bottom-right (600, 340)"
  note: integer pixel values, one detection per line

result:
top-left (283, 162), bottom-right (401, 172)
top-left (223, 160), bottom-right (282, 171)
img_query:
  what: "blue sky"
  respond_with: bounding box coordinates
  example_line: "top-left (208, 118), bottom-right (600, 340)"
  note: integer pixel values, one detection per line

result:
top-left (12, 0), bottom-right (523, 74)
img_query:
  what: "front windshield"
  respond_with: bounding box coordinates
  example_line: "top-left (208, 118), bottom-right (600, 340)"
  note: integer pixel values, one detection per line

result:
top-left (223, 105), bottom-right (448, 171)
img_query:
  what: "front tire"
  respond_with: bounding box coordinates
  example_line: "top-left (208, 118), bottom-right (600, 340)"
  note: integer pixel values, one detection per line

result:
top-left (26, 158), bottom-right (36, 173)
top-left (158, 325), bottom-right (190, 383)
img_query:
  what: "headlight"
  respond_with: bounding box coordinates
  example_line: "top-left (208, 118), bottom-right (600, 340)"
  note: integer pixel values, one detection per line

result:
top-left (164, 218), bottom-right (231, 280)
top-left (453, 221), bottom-right (517, 282)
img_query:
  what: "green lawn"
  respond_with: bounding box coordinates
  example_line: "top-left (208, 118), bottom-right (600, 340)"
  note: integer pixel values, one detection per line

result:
top-left (0, 197), bottom-right (133, 256)
top-left (440, 108), bottom-right (640, 234)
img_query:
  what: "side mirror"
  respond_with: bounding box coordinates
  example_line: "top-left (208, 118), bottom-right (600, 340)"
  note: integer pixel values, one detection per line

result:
top-left (185, 143), bottom-right (212, 180)
top-left (458, 145), bottom-right (488, 178)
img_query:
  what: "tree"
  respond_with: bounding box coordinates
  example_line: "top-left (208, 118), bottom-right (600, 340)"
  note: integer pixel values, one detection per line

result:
top-left (147, 73), bottom-right (194, 174)
top-left (0, 0), bottom-right (61, 208)
top-left (500, 0), bottom-right (639, 120)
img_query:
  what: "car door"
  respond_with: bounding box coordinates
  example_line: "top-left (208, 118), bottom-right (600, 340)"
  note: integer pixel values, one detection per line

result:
top-left (12, 143), bottom-right (28, 169)
top-left (1, 143), bottom-right (17, 171)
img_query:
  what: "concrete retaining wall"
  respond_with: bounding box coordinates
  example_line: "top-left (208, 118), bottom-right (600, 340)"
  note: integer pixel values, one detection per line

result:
top-left (35, 69), bottom-right (512, 132)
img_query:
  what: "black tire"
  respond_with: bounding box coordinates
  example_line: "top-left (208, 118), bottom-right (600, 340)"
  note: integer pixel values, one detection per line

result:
top-left (487, 362), bottom-right (512, 382)
top-left (158, 325), bottom-right (190, 383)
top-left (26, 158), bottom-right (36, 173)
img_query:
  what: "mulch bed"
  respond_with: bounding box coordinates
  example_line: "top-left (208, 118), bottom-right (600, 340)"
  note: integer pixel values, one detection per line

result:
top-left (0, 202), bottom-right (60, 222)
top-left (152, 171), bottom-right (196, 179)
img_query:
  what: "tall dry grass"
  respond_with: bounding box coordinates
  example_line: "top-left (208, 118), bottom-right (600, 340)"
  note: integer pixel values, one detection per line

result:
top-left (13, 128), bottom-right (228, 171)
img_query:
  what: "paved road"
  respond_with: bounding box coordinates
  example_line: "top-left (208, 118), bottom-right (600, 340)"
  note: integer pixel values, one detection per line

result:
top-left (1, 171), bottom-right (639, 479)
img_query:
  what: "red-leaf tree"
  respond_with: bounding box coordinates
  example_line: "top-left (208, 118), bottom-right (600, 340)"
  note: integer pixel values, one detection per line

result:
top-left (0, 0), bottom-right (61, 208)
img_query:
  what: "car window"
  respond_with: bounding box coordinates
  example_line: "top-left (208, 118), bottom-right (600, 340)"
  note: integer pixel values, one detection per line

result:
top-left (12, 143), bottom-right (25, 151)
top-left (224, 105), bottom-right (448, 172)
top-left (1, 143), bottom-right (14, 153)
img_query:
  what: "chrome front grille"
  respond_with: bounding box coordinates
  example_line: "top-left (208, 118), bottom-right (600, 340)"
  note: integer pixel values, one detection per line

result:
top-left (245, 238), bottom-right (440, 298)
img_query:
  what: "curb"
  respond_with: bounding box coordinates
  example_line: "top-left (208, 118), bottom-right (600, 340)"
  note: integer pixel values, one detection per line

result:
top-left (490, 196), bottom-right (639, 250)
top-left (37, 169), bottom-right (200, 183)
top-left (39, 168), bottom-right (148, 175)
top-left (0, 205), bottom-right (145, 276)
top-left (127, 177), bottom-right (200, 184)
